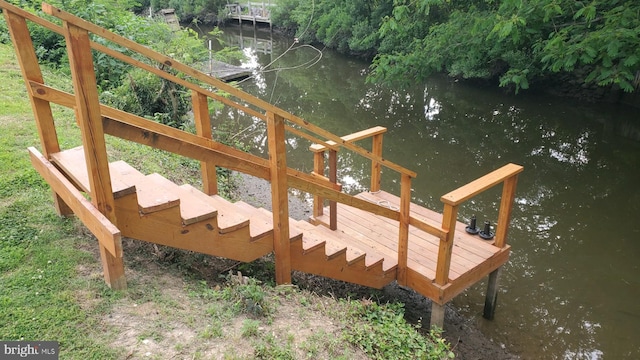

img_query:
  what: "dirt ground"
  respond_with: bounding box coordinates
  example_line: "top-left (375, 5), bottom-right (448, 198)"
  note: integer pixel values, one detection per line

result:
top-left (234, 173), bottom-right (520, 360)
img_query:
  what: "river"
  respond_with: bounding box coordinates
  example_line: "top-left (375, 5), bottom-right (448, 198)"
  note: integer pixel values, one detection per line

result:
top-left (203, 25), bottom-right (640, 359)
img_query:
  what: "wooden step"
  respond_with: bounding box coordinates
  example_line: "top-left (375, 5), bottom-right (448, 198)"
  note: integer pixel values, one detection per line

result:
top-left (255, 207), bottom-right (304, 242)
top-left (50, 146), bottom-right (135, 198)
top-left (294, 220), bottom-right (368, 265)
top-left (109, 161), bottom-right (179, 214)
top-left (179, 184), bottom-right (249, 234)
top-left (146, 173), bottom-right (217, 225)
top-left (231, 201), bottom-right (274, 242)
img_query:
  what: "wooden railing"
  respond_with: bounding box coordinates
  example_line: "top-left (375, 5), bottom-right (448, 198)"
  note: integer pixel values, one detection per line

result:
top-left (309, 125), bottom-right (387, 230)
top-left (1, 1), bottom-right (417, 285)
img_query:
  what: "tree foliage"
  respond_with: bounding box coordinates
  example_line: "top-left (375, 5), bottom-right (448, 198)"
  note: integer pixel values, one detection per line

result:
top-left (0, 0), bottom-right (240, 127)
top-left (273, 0), bottom-right (640, 94)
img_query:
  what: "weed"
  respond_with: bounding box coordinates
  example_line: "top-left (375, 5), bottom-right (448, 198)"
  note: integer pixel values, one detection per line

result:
top-left (253, 332), bottom-right (295, 360)
top-left (240, 319), bottom-right (261, 338)
top-left (344, 301), bottom-right (454, 359)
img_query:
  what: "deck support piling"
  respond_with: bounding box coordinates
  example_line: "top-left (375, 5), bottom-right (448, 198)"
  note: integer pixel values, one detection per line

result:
top-left (430, 302), bottom-right (445, 329)
top-left (483, 268), bottom-right (502, 320)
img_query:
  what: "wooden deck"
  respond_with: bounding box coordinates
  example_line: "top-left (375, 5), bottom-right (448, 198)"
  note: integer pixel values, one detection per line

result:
top-left (2, 0), bottom-right (523, 329)
top-left (314, 191), bottom-right (510, 304)
top-left (226, 2), bottom-right (273, 27)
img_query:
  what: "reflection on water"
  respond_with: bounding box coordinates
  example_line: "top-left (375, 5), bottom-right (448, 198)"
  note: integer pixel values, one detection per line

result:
top-left (204, 25), bottom-right (640, 359)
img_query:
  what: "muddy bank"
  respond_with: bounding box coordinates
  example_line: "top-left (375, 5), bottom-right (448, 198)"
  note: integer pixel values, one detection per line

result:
top-left (232, 173), bottom-right (519, 360)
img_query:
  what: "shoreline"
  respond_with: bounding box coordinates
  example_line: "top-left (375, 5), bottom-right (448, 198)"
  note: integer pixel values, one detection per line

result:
top-left (233, 172), bottom-right (519, 360)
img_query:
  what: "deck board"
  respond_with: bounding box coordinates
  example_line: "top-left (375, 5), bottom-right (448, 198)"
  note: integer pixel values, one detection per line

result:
top-left (318, 191), bottom-right (506, 283)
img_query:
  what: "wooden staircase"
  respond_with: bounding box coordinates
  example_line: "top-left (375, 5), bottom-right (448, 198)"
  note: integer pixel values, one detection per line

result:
top-left (45, 146), bottom-right (397, 288)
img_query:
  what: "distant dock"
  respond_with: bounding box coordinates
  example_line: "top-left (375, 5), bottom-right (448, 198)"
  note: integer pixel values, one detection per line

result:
top-left (226, 2), bottom-right (274, 29)
top-left (204, 60), bottom-right (251, 82)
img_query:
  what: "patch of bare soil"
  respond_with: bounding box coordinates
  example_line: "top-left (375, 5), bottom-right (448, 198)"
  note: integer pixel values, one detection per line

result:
top-left (75, 236), bottom-right (367, 359)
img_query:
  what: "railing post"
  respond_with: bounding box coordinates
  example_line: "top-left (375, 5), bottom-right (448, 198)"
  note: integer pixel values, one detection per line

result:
top-left (60, 16), bottom-right (125, 289)
top-left (312, 151), bottom-right (324, 218)
top-left (371, 133), bottom-right (383, 192)
top-left (495, 174), bottom-right (519, 249)
top-left (397, 173), bottom-right (411, 285)
top-left (192, 91), bottom-right (218, 195)
top-left (266, 111), bottom-right (292, 284)
top-left (484, 173), bottom-right (520, 319)
top-left (328, 149), bottom-right (338, 230)
top-left (435, 204), bottom-right (458, 286)
top-left (4, 10), bottom-right (71, 215)
top-left (397, 174), bottom-right (411, 285)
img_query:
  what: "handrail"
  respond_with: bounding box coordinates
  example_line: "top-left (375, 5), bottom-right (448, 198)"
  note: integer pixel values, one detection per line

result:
top-left (310, 126), bottom-right (388, 229)
top-left (441, 163), bottom-right (524, 206)
top-left (435, 163), bottom-right (523, 285)
top-left (39, 2), bottom-right (416, 179)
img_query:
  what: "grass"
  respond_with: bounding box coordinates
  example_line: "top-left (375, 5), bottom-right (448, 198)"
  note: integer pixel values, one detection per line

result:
top-left (0, 41), bottom-right (453, 359)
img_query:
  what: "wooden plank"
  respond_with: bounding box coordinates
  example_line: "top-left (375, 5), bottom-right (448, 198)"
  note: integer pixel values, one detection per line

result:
top-left (50, 147), bottom-right (136, 198)
top-left (192, 91), bottom-right (218, 195)
top-left (180, 184), bottom-right (250, 233)
top-left (312, 152), bottom-right (324, 218)
top-left (309, 126), bottom-right (387, 153)
top-left (397, 174), bottom-right (411, 285)
top-left (28, 147), bottom-right (122, 257)
top-left (441, 163), bottom-right (524, 206)
top-left (370, 133), bottom-right (383, 192)
top-left (287, 126), bottom-right (340, 152)
top-left (267, 112), bottom-right (292, 284)
top-left (290, 221), bottom-right (326, 254)
top-left (232, 201), bottom-right (274, 242)
top-left (435, 204), bottom-right (458, 285)
top-left (63, 21), bottom-right (116, 219)
top-left (4, 11), bottom-right (60, 156)
top-left (147, 173), bottom-right (217, 225)
top-left (328, 149), bottom-right (337, 230)
top-left (370, 191), bottom-right (499, 258)
top-left (107, 161), bottom-right (180, 214)
top-left (441, 247), bottom-right (510, 304)
top-left (495, 174), bottom-right (519, 248)
top-left (3, 10), bottom-right (71, 215)
top-left (333, 200), bottom-right (486, 279)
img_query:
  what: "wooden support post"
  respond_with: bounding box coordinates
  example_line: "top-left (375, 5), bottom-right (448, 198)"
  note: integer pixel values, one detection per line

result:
top-left (328, 149), bottom-right (338, 230)
top-left (4, 10), bottom-right (71, 215)
top-left (312, 151), bottom-right (324, 218)
top-left (484, 174), bottom-right (518, 319)
top-left (483, 268), bottom-right (502, 320)
top-left (192, 91), bottom-right (218, 195)
top-left (59, 15), bottom-right (125, 289)
top-left (370, 133), bottom-right (383, 192)
top-left (430, 302), bottom-right (445, 329)
top-left (435, 204), bottom-right (458, 285)
top-left (266, 111), bottom-right (291, 284)
top-left (397, 174), bottom-right (411, 285)
top-left (495, 174), bottom-right (519, 248)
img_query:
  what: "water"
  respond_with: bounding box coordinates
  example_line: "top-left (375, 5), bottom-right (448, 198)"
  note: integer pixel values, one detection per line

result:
top-left (205, 25), bottom-right (640, 359)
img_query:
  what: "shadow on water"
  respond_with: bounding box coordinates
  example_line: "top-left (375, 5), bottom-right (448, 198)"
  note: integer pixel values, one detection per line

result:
top-left (202, 25), bottom-right (640, 359)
